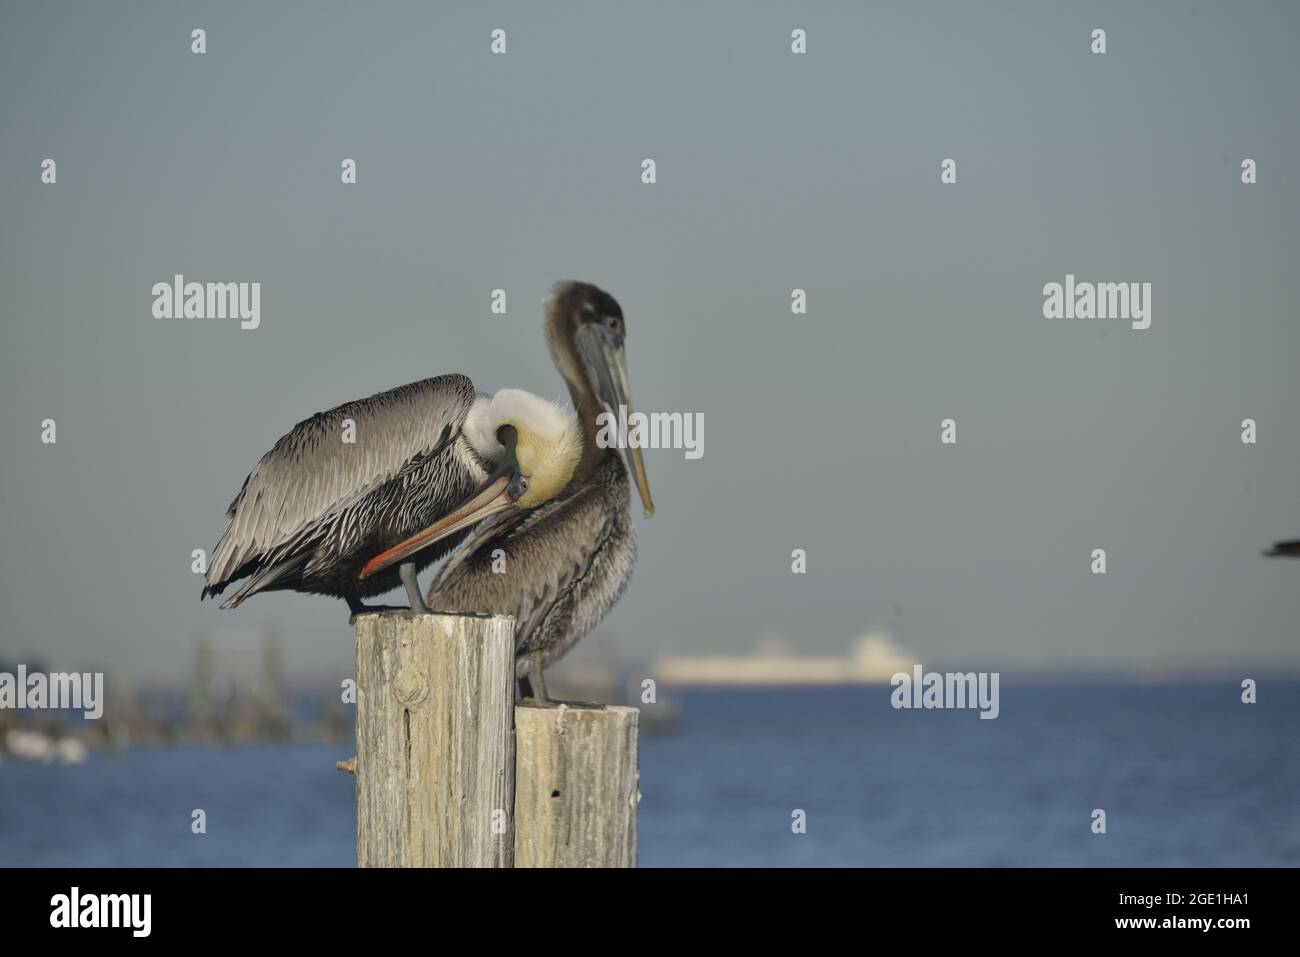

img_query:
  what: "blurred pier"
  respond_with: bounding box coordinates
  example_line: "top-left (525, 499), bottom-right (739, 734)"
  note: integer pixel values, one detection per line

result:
top-left (0, 627), bottom-right (352, 763)
top-left (0, 625), bottom-right (680, 764)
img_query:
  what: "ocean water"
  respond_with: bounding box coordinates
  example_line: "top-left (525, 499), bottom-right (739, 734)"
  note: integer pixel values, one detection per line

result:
top-left (1, 685), bottom-right (1296, 867)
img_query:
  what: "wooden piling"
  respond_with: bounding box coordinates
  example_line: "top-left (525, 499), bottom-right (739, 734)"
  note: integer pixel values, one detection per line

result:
top-left (353, 612), bottom-right (515, 867)
top-left (513, 705), bottom-right (639, 868)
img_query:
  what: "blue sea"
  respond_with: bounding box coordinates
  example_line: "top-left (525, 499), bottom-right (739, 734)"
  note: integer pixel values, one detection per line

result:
top-left (2, 685), bottom-right (1297, 867)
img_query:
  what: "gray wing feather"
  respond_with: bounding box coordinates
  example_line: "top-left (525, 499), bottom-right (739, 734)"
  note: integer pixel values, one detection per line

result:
top-left (218, 553), bottom-right (309, 610)
top-left (205, 374), bottom-right (475, 591)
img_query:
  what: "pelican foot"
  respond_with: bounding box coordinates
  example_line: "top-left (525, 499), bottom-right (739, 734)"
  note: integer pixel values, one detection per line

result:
top-left (519, 696), bottom-right (607, 711)
top-left (347, 603), bottom-right (414, 624)
top-left (516, 654), bottom-right (605, 709)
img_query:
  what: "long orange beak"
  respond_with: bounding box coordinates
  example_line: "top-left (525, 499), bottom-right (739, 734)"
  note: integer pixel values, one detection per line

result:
top-left (357, 473), bottom-right (514, 581)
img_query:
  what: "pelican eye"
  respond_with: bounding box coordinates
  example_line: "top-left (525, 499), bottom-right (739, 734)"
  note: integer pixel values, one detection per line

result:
top-left (518, 477), bottom-right (530, 492)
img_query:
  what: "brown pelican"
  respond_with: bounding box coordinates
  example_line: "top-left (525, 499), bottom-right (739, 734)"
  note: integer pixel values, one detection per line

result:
top-left (415, 281), bottom-right (655, 706)
top-left (1265, 540), bottom-right (1300, 558)
top-left (201, 379), bottom-right (583, 617)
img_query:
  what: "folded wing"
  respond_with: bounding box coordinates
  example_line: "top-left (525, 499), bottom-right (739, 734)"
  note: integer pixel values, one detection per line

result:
top-left (203, 374), bottom-right (476, 600)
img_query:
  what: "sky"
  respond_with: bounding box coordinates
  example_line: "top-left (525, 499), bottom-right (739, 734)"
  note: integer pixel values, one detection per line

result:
top-left (1, 0), bottom-right (1297, 685)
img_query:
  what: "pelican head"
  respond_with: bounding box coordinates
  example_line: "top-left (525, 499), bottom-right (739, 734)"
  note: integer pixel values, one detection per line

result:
top-left (357, 389), bottom-right (581, 580)
top-left (546, 281), bottom-right (655, 518)
top-left (466, 388), bottom-right (583, 508)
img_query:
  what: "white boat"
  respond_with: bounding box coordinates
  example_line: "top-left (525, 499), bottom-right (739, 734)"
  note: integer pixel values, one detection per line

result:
top-left (653, 631), bottom-right (918, 687)
top-left (3, 728), bottom-right (91, 765)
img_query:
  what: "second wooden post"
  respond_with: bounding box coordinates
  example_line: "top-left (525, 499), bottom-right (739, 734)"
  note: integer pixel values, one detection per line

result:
top-left (514, 705), bottom-right (640, 867)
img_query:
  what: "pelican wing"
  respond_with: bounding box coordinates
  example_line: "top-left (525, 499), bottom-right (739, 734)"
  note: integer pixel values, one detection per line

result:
top-left (204, 374), bottom-right (476, 595)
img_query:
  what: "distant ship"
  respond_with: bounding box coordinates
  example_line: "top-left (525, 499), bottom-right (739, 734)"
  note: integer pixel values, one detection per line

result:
top-left (653, 631), bottom-right (918, 687)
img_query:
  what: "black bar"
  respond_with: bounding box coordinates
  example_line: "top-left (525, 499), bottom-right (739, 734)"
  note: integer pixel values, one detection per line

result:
top-left (0, 867), bottom-right (1279, 940)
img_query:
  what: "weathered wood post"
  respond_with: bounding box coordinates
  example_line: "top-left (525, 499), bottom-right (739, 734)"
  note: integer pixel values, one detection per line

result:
top-left (513, 705), bottom-right (640, 867)
top-left (353, 612), bottom-right (516, 867)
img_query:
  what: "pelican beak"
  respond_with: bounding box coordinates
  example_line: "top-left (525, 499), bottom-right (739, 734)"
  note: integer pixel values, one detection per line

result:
top-left (574, 323), bottom-right (655, 518)
top-left (357, 465), bottom-right (524, 581)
